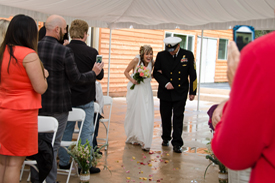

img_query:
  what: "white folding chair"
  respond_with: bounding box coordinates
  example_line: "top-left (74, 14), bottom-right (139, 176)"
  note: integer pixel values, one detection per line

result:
top-left (57, 108), bottom-right (86, 183)
top-left (98, 96), bottom-right (113, 150)
top-left (20, 116), bottom-right (59, 182)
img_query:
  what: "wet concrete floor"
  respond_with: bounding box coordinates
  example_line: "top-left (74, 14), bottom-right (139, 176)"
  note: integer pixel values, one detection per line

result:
top-left (21, 97), bottom-right (220, 183)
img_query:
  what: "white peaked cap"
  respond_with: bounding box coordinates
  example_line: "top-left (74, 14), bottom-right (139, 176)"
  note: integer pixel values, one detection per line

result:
top-left (163, 37), bottom-right (182, 46)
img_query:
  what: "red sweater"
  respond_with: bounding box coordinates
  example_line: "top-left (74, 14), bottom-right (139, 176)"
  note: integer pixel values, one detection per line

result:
top-left (212, 31), bottom-right (275, 183)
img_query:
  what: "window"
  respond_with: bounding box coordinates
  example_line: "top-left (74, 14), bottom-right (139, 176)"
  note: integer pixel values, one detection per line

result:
top-left (165, 32), bottom-right (172, 38)
top-left (218, 39), bottom-right (228, 60)
top-left (187, 36), bottom-right (193, 51)
top-left (165, 32), bottom-right (194, 52)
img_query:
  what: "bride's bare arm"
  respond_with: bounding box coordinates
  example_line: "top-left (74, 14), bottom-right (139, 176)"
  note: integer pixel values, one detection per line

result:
top-left (124, 57), bottom-right (139, 84)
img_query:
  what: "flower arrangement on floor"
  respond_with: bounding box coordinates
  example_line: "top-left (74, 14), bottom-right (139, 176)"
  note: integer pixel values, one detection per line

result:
top-left (63, 139), bottom-right (108, 173)
top-left (205, 104), bottom-right (228, 183)
top-left (130, 65), bottom-right (151, 90)
top-left (204, 142), bottom-right (228, 183)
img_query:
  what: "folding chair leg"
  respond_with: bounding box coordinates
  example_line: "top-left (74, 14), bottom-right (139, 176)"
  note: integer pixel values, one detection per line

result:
top-left (105, 134), bottom-right (108, 150)
top-left (105, 124), bottom-right (110, 150)
top-left (100, 122), bottom-right (109, 150)
top-left (27, 165), bottom-right (39, 182)
top-left (20, 163), bottom-right (25, 181)
top-left (27, 172), bottom-right (31, 181)
top-left (65, 162), bottom-right (74, 183)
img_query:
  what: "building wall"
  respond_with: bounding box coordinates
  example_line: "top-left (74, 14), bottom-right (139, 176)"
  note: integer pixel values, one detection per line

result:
top-left (98, 28), bottom-right (164, 96)
top-left (98, 28), bottom-right (233, 97)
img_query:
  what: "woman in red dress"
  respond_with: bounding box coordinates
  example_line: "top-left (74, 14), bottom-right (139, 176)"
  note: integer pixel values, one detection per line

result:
top-left (0, 14), bottom-right (48, 183)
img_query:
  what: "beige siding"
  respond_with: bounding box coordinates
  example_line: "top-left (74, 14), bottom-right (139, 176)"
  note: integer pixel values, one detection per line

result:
top-left (98, 28), bottom-right (164, 96)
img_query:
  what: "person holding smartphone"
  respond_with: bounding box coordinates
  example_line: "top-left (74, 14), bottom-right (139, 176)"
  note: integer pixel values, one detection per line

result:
top-left (96, 55), bottom-right (102, 63)
top-left (35, 15), bottom-right (103, 182)
top-left (57, 19), bottom-right (104, 174)
top-left (211, 30), bottom-right (275, 182)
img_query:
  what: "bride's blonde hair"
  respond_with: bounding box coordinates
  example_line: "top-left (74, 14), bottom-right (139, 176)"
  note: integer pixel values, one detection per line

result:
top-left (139, 45), bottom-right (154, 67)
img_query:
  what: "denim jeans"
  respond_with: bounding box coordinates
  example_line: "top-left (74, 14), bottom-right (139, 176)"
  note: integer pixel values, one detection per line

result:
top-left (58, 101), bottom-right (94, 166)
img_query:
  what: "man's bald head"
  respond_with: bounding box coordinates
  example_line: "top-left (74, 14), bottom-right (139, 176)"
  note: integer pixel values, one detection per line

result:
top-left (45, 15), bottom-right (65, 30)
top-left (45, 15), bottom-right (67, 41)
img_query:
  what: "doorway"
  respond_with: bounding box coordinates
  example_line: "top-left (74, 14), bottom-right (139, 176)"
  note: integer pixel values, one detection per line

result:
top-left (196, 37), bottom-right (217, 83)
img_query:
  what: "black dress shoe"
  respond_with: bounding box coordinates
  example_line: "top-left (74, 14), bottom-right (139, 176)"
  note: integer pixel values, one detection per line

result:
top-left (94, 148), bottom-right (103, 155)
top-left (59, 163), bottom-right (71, 169)
top-left (162, 140), bottom-right (169, 146)
top-left (173, 146), bottom-right (182, 153)
top-left (90, 166), bottom-right (101, 174)
top-left (78, 167), bottom-right (100, 174)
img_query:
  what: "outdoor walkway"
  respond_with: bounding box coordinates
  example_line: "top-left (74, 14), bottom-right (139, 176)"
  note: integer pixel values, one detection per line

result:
top-left (21, 96), bottom-right (223, 183)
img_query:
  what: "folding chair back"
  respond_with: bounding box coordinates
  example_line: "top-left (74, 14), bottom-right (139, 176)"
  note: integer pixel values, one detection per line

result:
top-left (98, 96), bottom-right (113, 150)
top-left (57, 108), bottom-right (86, 183)
top-left (20, 116), bottom-right (59, 182)
top-left (38, 116), bottom-right (59, 146)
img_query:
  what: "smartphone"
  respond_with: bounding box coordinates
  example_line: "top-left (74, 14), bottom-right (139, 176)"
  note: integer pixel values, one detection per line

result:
top-left (96, 55), bottom-right (102, 63)
top-left (233, 25), bottom-right (255, 51)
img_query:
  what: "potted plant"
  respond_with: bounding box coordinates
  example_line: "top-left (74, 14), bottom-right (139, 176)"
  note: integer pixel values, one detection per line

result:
top-left (204, 142), bottom-right (228, 183)
top-left (63, 139), bottom-right (108, 183)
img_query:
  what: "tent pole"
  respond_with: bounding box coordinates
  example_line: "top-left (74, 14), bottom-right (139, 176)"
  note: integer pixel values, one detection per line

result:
top-left (196, 30), bottom-right (204, 111)
top-left (107, 28), bottom-right (112, 96)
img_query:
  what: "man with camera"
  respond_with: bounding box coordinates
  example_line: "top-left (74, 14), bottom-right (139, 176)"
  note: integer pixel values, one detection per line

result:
top-left (57, 19), bottom-right (104, 174)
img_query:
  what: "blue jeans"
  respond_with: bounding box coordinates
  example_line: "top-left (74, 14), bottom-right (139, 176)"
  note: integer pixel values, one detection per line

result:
top-left (58, 101), bottom-right (94, 166)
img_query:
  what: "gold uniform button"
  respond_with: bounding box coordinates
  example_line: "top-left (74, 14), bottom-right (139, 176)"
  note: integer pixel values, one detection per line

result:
top-left (178, 78), bottom-right (181, 80)
top-left (170, 78), bottom-right (172, 81)
top-left (178, 71), bottom-right (181, 74)
top-left (178, 84), bottom-right (181, 87)
top-left (170, 72), bottom-right (172, 74)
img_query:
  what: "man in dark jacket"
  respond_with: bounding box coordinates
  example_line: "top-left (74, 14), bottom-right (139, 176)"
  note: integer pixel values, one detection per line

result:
top-left (58, 19), bottom-right (104, 174)
top-left (153, 37), bottom-right (197, 153)
top-left (36, 15), bottom-right (103, 183)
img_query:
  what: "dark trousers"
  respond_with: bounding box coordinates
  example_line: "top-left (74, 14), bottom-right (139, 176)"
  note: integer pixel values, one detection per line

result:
top-left (93, 113), bottom-right (102, 148)
top-left (160, 96), bottom-right (187, 147)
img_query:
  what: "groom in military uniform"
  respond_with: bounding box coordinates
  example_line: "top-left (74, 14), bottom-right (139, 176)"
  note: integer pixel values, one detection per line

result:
top-left (153, 37), bottom-right (197, 153)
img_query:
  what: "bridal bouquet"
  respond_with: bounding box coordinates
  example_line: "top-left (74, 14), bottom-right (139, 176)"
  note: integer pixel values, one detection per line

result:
top-left (130, 65), bottom-right (151, 90)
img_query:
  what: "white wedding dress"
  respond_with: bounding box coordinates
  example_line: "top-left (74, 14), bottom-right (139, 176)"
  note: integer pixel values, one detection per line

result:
top-left (124, 55), bottom-right (154, 150)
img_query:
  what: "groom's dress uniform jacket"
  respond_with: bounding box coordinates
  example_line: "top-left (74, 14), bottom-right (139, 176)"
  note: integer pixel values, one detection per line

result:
top-left (153, 48), bottom-right (197, 101)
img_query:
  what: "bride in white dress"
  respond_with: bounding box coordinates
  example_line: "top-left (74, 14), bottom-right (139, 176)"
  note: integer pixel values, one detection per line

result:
top-left (124, 45), bottom-right (154, 151)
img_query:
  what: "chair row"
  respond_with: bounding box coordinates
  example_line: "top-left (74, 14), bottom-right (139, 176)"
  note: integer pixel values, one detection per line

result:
top-left (20, 96), bottom-right (113, 183)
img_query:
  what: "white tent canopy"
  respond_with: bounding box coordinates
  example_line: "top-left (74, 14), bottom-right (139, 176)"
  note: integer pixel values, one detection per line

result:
top-left (0, 0), bottom-right (274, 30)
